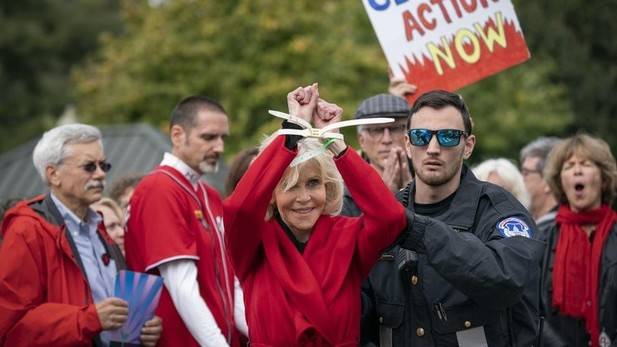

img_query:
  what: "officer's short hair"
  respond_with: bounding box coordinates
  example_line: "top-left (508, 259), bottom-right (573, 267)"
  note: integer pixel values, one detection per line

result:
top-left (170, 95), bottom-right (227, 133)
top-left (544, 133), bottom-right (617, 204)
top-left (408, 90), bottom-right (472, 134)
top-left (519, 137), bottom-right (561, 175)
top-left (32, 123), bottom-right (103, 185)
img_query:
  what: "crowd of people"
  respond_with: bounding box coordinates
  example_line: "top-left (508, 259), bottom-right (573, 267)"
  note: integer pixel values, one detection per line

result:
top-left (0, 80), bottom-right (615, 347)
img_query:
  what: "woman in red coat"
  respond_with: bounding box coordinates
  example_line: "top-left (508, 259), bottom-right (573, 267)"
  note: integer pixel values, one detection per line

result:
top-left (224, 84), bottom-right (407, 346)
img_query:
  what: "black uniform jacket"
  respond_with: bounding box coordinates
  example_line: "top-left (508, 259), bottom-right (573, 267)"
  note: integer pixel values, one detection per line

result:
top-left (539, 221), bottom-right (617, 347)
top-left (360, 166), bottom-right (545, 346)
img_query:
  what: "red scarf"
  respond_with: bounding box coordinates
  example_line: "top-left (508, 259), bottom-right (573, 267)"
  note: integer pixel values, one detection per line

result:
top-left (553, 204), bottom-right (617, 346)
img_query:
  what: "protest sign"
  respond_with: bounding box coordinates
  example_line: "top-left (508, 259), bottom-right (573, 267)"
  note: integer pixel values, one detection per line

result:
top-left (363, 0), bottom-right (530, 100)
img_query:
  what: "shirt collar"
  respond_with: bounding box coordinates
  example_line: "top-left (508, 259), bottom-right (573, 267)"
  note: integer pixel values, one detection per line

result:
top-left (161, 152), bottom-right (202, 189)
top-left (50, 193), bottom-right (101, 236)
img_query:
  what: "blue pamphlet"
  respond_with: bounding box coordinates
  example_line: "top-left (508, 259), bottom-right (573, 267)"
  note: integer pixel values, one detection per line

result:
top-left (109, 270), bottom-right (163, 345)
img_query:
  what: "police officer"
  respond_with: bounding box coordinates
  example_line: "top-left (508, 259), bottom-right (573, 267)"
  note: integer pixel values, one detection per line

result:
top-left (360, 90), bottom-right (545, 346)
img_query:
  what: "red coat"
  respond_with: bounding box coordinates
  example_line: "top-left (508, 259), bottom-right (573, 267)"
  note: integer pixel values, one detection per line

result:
top-left (126, 166), bottom-right (241, 347)
top-left (224, 136), bottom-right (407, 346)
top-left (0, 195), bottom-right (119, 347)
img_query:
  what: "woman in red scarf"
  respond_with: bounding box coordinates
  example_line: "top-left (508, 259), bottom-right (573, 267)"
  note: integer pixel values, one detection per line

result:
top-left (224, 84), bottom-right (407, 346)
top-left (540, 133), bottom-right (617, 347)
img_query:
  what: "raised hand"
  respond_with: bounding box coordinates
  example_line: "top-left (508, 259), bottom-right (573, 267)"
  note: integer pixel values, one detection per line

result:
top-left (95, 297), bottom-right (129, 331)
top-left (314, 98), bottom-right (343, 130)
top-left (287, 83), bottom-right (319, 123)
top-left (388, 77), bottom-right (417, 98)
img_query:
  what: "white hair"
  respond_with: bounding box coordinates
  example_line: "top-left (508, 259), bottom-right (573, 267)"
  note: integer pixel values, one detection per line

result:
top-left (259, 134), bottom-right (344, 220)
top-left (472, 158), bottom-right (530, 209)
top-left (32, 123), bottom-right (103, 185)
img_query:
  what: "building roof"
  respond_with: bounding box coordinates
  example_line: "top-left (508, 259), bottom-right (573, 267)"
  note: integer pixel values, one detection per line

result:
top-left (0, 123), bottom-right (228, 202)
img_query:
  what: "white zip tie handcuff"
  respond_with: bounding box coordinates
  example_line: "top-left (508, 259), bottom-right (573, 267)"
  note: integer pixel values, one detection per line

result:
top-left (269, 110), bottom-right (394, 139)
top-left (268, 110), bottom-right (395, 166)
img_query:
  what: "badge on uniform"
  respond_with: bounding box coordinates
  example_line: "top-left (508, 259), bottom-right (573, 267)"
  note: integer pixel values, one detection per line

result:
top-left (496, 217), bottom-right (531, 238)
top-left (599, 331), bottom-right (611, 347)
top-left (456, 326), bottom-right (488, 347)
top-left (195, 210), bottom-right (210, 229)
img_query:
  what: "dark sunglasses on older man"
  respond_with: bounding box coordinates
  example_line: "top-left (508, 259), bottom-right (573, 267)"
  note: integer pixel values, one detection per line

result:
top-left (81, 161), bottom-right (112, 173)
top-left (408, 128), bottom-right (467, 147)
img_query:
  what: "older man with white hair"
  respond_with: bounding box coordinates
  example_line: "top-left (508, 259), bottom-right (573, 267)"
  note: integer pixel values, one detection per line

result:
top-left (0, 123), bottom-right (161, 347)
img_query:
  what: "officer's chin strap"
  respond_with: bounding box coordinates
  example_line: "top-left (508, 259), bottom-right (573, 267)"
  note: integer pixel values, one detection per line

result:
top-left (268, 110), bottom-right (395, 140)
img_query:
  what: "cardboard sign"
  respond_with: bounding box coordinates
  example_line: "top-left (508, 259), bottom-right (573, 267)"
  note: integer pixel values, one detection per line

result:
top-left (109, 270), bottom-right (163, 346)
top-left (363, 0), bottom-right (530, 100)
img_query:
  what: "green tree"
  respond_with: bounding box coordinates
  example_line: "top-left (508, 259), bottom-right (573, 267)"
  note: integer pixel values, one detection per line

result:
top-left (462, 59), bottom-right (574, 164)
top-left (75, 0), bottom-right (574, 161)
top-left (515, 0), bottom-right (617, 151)
top-left (0, 0), bottom-right (122, 152)
top-left (75, 1), bottom-right (392, 155)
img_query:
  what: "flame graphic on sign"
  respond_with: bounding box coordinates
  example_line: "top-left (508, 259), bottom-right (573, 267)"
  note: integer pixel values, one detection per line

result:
top-left (400, 16), bottom-right (529, 102)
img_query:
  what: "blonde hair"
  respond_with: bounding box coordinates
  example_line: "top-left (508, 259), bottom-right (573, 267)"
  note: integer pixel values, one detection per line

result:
top-left (544, 133), bottom-right (617, 204)
top-left (92, 197), bottom-right (124, 223)
top-left (472, 158), bottom-right (530, 209)
top-left (260, 135), bottom-right (344, 220)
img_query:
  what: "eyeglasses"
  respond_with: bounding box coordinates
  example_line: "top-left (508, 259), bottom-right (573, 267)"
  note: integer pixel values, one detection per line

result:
top-left (408, 128), bottom-right (467, 147)
top-left (363, 124), bottom-right (407, 139)
top-left (80, 161), bottom-right (112, 173)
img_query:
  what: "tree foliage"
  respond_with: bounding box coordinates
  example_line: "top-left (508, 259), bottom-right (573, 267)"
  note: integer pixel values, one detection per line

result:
top-left (514, 0), bottom-right (617, 150)
top-left (74, 1), bottom-right (392, 155)
top-left (4, 0), bottom-right (613, 163)
top-left (73, 0), bottom-right (578, 161)
top-left (0, 0), bottom-right (122, 151)
top-left (461, 59), bottom-right (574, 164)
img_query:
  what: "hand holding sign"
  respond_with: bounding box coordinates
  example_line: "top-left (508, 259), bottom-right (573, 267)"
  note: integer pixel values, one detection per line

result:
top-left (388, 76), bottom-right (418, 98)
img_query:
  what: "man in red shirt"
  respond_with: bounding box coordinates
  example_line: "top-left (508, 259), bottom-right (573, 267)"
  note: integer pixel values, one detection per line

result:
top-left (126, 96), bottom-right (247, 347)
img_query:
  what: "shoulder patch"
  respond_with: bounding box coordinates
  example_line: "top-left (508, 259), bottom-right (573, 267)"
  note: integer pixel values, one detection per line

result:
top-left (496, 217), bottom-right (531, 238)
top-left (599, 331), bottom-right (611, 347)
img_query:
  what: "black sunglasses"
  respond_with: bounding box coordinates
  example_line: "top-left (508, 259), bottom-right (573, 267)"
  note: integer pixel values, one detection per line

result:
top-left (81, 161), bottom-right (112, 173)
top-left (408, 128), bottom-right (467, 147)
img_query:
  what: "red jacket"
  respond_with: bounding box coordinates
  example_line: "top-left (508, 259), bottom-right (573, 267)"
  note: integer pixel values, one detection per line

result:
top-left (0, 195), bottom-right (122, 347)
top-left (224, 136), bottom-right (407, 346)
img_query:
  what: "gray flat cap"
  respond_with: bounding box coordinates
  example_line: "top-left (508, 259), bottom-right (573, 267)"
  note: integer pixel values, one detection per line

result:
top-left (354, 93), bottom-right (410, 119)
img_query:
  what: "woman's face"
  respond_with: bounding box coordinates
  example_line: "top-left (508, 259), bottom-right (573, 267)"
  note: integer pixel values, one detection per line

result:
top-left (274, 161), bottom-right (327, 238)
top-left (560, 153), bottom-right (603, 212)
top-left (94, 204), bottom-right (125, 252)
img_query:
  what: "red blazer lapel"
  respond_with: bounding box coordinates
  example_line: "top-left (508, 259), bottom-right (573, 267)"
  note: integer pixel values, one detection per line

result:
top-left (262, 220), bottom-right (337, 344)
